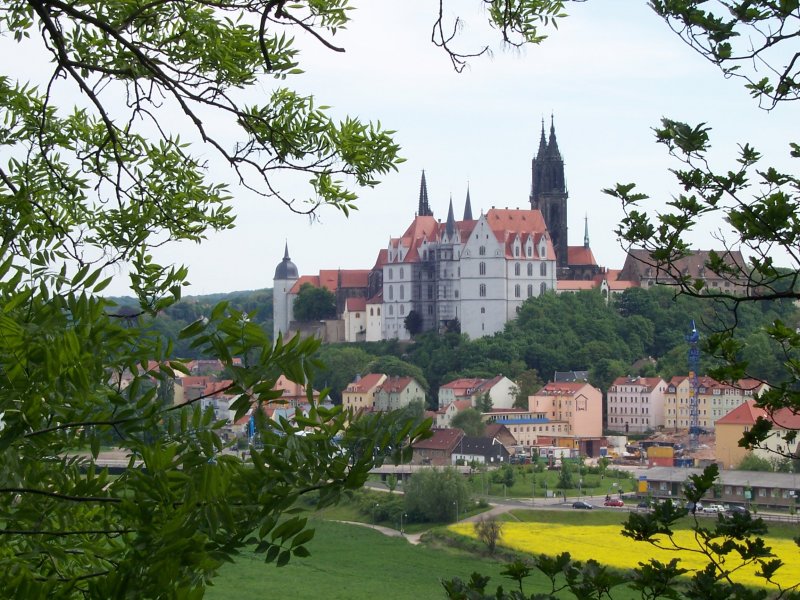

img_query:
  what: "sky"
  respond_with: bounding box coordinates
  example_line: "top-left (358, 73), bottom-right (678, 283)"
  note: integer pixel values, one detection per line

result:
top-left (7, 2), bottom-right (798, 296)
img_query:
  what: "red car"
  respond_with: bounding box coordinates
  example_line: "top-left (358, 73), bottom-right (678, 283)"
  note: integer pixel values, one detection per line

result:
top-left (604, 498), bottom-right (624, 507)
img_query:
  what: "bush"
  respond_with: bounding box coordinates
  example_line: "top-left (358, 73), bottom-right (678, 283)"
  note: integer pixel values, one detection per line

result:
top-left (405, 467), bottom-right (471, 523)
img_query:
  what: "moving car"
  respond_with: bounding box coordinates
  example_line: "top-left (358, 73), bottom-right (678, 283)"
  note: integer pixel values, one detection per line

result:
top-left (604, 498), bottom-right (624, 507)
top-left (702, 504), bottom-right (725, 513)
top-left (572, 501), bottom-right (593, 509)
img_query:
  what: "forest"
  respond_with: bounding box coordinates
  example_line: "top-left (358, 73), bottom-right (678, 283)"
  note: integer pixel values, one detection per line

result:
top-left (133, 284), bottom-right (798, 406)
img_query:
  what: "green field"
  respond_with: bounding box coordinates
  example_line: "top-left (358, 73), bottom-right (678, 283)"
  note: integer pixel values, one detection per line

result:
top-left (206, 520), bottom-right (515, 600)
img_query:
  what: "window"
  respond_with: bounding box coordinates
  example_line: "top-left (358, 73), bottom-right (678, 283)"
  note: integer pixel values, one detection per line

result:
top-left (540, 262), bottom-right (547, 276)
top-left (400, 286), bottom-right (404, 300)
top-left (399, 267), bottom-right (404, 278)
top-left (514, 263), bottom-right (520, 276)
top-left (514, 284), bottom-right (521, 298)
top-left (540, 282), bottom-right (547, 294)
top-left (388, 305), bottom-right (393, 315)
top-left (388, 268), bottom-right (393, 280)
top-left (527, 284), bottom-right (533, 297)
top-left (479, 262), bottom-right (486, 275)
top-left (527, 263), bottom-right (533, 276)
top-left (370, 308), bottom-right (373, 316)
top-left (480, 307), bottom-right (485, 314)
top-left (514, 246), bottom-right (520, 257)
top-left (479, 284), bottom-right (486, 297)
top-left (388, 286), bottom-right (393, 300)
top-left (527, 245), bottom-right (532, 257)
top-left (427, 285), bottom-right (433, 299)
top-left (377, 308), bottom-right (380, 316)
top-left (400, 305), bottom-right (405, 315)
top-left (427, 305), bottom-right (433, 315)
top-left (479, 246), bottom-right (486, 256)
top-left (355, 313), bottom-right (360, 318)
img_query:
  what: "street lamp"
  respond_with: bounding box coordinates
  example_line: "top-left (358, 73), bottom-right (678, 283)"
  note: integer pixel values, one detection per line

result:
top-left (532, 473), bottom-right (536, 506)
top-left (453, 500), bottom-right (458, 522)
top-left (372, 503), bottom-right (379, 525)
top-left (400, 512), bottom-right (407, 534)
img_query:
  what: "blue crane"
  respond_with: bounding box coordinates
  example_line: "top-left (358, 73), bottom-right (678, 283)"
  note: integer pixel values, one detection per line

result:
top-left (686, 320), bottom-right (701, 449)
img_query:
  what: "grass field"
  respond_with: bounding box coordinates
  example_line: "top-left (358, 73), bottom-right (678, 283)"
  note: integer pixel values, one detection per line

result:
top-left (206, 520), bottom-right (517, 600)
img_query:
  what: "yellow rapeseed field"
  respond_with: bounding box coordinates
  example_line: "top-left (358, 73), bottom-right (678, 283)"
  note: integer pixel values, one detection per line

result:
top-left (451, 521), bottom-right (800, 588)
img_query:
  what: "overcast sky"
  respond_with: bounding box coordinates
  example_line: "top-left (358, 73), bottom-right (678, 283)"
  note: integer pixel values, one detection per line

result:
top-left (12, 2), bottom-right (797, 296)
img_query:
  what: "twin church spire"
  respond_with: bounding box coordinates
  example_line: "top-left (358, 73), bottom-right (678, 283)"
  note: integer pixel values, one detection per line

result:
top-left (416, 171), bottom-right (474, 223)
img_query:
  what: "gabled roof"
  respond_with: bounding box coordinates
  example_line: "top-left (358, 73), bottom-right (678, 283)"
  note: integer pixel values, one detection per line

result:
top-left (345, 373), bottom-right (386, 394)
top-left (377, 376), bottom-right (418, 394)
top-left (440, 378), bottom-right (486, 394)
top-left (567, 246), bottom-right (597, 266)
top-left (345, 297), bottom-right (367, 312)
top-left (716, 399), bottom-right (800, 430)
top-left (611, 376), bottom-right (665, 391)
top-left (274, 374), bottom-right (319, 399)
top-left (412, 427), bottom-right (464, 451)
top-left (289, 269), bottom-right (370, 294)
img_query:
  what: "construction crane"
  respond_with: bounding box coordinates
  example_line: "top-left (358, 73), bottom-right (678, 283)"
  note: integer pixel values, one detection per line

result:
top-left (686, 320), bottom-right (700, 449)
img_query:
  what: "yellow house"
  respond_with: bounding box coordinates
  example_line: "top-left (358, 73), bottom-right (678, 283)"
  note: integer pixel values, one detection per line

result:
top-left (715, 399), bottom-right (800, 469)
top-left (664, 376), bottom-right (767, 431)
top-left (342, 373), bottom-right (387, 412)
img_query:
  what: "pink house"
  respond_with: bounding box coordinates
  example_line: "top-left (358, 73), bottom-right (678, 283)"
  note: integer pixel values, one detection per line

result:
top-left (529, 382), bottom-right (602, 438)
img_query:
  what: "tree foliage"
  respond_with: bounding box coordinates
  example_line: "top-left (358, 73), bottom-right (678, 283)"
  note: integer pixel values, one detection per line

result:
top-left (292, 283), bottom-right (337, 322)
top-left (0, 1), bottom-right (429, 596)
top-left (451, 408), bottom-right (486, 437)
top-left (403, 467), bottom-right (470, 523)
top-left (474, 517), bottom-right (503, 555)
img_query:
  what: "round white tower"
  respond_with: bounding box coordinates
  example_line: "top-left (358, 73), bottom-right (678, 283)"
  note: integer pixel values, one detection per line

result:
top-left (273, 242), bottom-right (298, 341)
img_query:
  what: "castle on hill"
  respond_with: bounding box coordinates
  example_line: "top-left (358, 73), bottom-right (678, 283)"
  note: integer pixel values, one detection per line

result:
top-left (273, 118), bottom-right (745, 342)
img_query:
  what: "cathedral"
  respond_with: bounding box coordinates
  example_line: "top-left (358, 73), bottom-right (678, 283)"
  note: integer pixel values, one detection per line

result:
top-left (274, 118), bottom-right (606, 342)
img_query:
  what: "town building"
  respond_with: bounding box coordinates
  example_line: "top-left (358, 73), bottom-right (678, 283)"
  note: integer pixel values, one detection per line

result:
top-left (606, 376), bottom-right (668, 434)
top-left (373, 376), bottom-right (426, 412)
top-left (437, 375), bottom-right (516, 409)
top-left (529, 381), bottom-right (603, 438)
top-left (664, 376), bottom-right (768, 431)
top-left (342, 373), bottom-right (387, 413)
top-left (715, 399), bottom-right (800, 469)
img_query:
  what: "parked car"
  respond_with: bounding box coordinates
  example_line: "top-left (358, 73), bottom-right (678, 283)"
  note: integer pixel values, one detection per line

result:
top-left (702, 504), bottom-right (725, 514)
top-left (727, 504), bottom-right (750, 516)
top-left (604, 499), bottom-right (624, 507)
top-left (636, 500), bottom-right (650, 509)
top-left (686, 501), bottom-right (704, 512)
top-left (572, 501), bottom-right (593, 510)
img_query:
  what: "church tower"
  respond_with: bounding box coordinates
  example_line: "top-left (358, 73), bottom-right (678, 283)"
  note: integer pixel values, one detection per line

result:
top-left (272, 241), bottom-right (299, 341)
top-left (530, 116), bottom-right (569, 275)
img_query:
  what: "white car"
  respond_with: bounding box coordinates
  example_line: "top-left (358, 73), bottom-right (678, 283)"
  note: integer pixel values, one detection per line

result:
top-left (702, 504), bottom-right (725, 513)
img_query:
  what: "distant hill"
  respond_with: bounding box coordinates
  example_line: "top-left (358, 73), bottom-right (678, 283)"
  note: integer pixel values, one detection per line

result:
top-left (107, 289), bottom-right (273, 358)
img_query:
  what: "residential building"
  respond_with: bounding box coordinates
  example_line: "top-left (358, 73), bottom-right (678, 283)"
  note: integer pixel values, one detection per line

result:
top-left (437, 375), bottom-right (516, 409)
top-left (715, 399), bottom-right (800, 469)
top-left (435, 400), bottom-right (473, 428)
top-left (529, 381), bottom-right (603, 438)
top-left (451, 436), bottom-right (511, 465)
top-left (374, 376), bottom-right (426, 412)
top-left (411, 427), bottom-right (465, 466)
top-left (342, 373), bottom-right (387, 413)
top-left (664, 376), bottom-right (768, 431)
top-left (606, 376), bottom-right (667, 434)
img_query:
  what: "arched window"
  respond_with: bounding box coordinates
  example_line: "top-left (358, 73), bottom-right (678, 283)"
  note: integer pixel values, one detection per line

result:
top-left (388, 268), bottom-right (393, 280)
top-left (400, 304), bottom-right (405, 315)
top-left (388, 305), bottom-right (394, 315)
top-left (388, 286), bottom-right (394, 300)
top-left (479, 246), bottom-right (486, 256)
top-left (514, 263), bottom-right (520, 276)
top-left (399, 267), bottom-right (404, 279)
top-left (370, 308), bottom-right (374, 316)
top-left (479, 262), bottom-right (486, 276)
top-left (514, 284), bottom-right (521, 298)
top-left (377, 307), bottom-right (380, 316)
top-left (540, 282), bottom-right (547, 294)
top-left (527, 263), bottom-right (533, 276)
top-left (527, 284), bottom-right (533, 297)
top-left (479, 284), bottom-right (486, 297)
top-left (514, 246), bottom-right (520, 257)
top-left (540, 262), bottom-right (547, 276)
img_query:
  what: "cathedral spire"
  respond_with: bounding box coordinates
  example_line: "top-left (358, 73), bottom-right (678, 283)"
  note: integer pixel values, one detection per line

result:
top-left (445, 194), bottom-right (456, 239)
top-left (463, 184), bottom-right (473, 220)
top-left (537, 118), bottom-right (547, 157)
top-left (418, 170), bottom-right (433, 217)
top-left (584, 213), bottom-right (590, 248)
top-left (547, 113), bottom-right (561, 158)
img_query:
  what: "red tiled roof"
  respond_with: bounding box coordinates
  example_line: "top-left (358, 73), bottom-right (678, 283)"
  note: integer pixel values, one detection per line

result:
top-left (345, 297), bottom-right (367, 312)
top-left (716, 399), bottom-right (800, 429)
top-left (611, 376), bottom-right (665, 391)
top-left (539, 382), bottom-right (587, 394)
top-left (346, 373), bottom-right (385, 393)
top-left (373, 249), bottom-right (388, 270)
top-left (557, 280), bottom-right (598, 291)
top-left (440, 378), bottom-right (486, 393)
top-left (412, 427), bottom-right (465, 451)
top-left (378, 376), bottom-right (416, 393)
top-left (203, 379), bottom-right (234, 397)
top-left (567, 246), bottom-right (597, 266)
top-left (289, 269), bottom-right (369, 294)
top-left (179, 376), bottom-right (215, 388)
